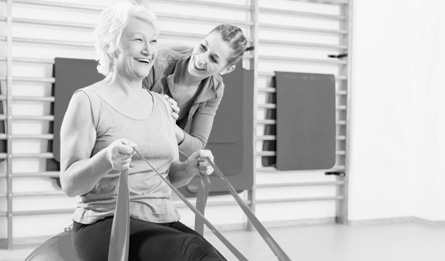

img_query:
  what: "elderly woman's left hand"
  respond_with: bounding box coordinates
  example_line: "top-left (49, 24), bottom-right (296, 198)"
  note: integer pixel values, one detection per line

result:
top-left (186, 150), bottom-right (215, 176)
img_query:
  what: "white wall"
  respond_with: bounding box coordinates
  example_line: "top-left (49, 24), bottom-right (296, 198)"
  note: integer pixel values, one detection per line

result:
top-left (348, 0), bottom-right (445, 222)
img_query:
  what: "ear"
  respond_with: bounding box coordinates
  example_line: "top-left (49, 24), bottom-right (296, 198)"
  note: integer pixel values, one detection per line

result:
top-left (220, 65), bottom-right (235, 75)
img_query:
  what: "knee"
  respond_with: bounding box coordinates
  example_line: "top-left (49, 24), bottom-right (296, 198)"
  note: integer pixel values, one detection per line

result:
top-left (182, 235), bottom-right (225, 261)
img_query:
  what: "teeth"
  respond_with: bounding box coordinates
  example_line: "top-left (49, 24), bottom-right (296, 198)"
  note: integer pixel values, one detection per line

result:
top-left (195, 60), bottom-right (204, 70)
top-left (136, 58), bottom-right (150, 64)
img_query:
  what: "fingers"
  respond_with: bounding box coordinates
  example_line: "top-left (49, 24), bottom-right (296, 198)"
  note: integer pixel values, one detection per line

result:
top-left (190, 150), bottom-right (214, 176)
top-left (106, 138), bottom-right (137, 170)
top-left (163, 94), bottom-right (180, 121)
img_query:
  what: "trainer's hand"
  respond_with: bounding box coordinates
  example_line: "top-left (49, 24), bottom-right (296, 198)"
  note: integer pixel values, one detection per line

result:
top-left (163, 94), bottom-right (180, 121)
top-left (186, 150), bottom-right (215, 176)
top-left (105, 138), bottom-right (137, 170)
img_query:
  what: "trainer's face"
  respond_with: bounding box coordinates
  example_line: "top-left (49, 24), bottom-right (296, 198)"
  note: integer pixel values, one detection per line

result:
top-left (187, 31), bottom-right (233, 79)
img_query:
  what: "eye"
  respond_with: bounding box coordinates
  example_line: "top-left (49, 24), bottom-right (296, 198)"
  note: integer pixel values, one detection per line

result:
top-left (199, 44), bottom-right (207, 52)
top-left (210, 56), bottom-right (218, 63)
top-left (150, 39), bottom-right (158, 44)
top-left (134, 38), bottom-right (143, 42)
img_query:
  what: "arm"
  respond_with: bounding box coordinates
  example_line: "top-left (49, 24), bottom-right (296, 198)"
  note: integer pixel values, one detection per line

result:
top-left (168, 150), bottom-right (214, 188)
top-left (60, 91), bottom-right (136, 197)
top-left (179, 93), bottom-right (223, 155)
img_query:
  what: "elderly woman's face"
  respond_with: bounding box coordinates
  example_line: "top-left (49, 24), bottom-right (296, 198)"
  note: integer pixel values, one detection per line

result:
top-left (116, 16), bottom-right (158, 80)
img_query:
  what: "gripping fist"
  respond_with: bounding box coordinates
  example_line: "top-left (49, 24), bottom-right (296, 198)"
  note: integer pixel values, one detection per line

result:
top-left (105, 138), bottom-right (138, 171)
top-left (186, 150), bottom-right (215, 176)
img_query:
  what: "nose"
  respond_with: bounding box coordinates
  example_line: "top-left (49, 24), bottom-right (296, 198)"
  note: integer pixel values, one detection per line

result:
top-left (142, 42), bottom-right (155, 57)
top-left (196, 54), bottom-right (207, 66)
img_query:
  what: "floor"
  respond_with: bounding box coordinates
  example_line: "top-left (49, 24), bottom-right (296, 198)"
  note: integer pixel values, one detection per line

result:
top-left (1, 222), bottom-right (444, 261)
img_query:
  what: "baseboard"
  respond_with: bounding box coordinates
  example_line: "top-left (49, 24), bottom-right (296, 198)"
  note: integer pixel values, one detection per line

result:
top-left (203, 217), bottom-right (337, 234)
top-left (348, 216), bottom-right (445, 226)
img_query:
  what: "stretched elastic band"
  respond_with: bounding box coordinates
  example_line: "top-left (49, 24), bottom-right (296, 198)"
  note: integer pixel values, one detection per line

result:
top-left (108, 169), bottom-right (130, 261)
top-left (134, 149), bottom-right (248, 261)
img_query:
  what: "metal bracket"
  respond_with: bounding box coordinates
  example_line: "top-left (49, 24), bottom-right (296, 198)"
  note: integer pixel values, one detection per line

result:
top-left (325, 171), bottom-right (346, 177)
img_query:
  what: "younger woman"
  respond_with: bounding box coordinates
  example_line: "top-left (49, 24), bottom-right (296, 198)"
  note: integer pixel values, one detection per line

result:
top-left (144, 24), bottom-right (253, 155)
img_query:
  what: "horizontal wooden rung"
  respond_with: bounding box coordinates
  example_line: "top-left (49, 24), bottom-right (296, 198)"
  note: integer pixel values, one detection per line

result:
top-left (260, 55), bottom-right (347, 65)
top-left (12, 208), bottom-right (74, 216)
top-left (256, 119), bottom-right (276, 125)
top-left (255, 167), bottom-right (277, 172)
top-left (13, 0), bottom-right (103, 12)
top-left (12, 57), bottom-right (54, 64)
top-left (152, 0), bottom-right (252, 11)
top-left (259, 7), bottom-right (346, 20)
top-left (260, 23), bottom-right (347, 35)
top-left (9, 191), bottom-right (65, 197)
top-left (260, 39), bottom-right (347, 50)
top-left (13, 76), bottom-right (55, 83)
top-left (256, 181), bottom-right (344, 188)
top-left (256, 196), bottom-right (344, 204)
top-left (257, 87), bottom-right (276, 93)
top-left (13, 17), bottom-right (94, 29)
top-left (10, 152), bottom-right (54, 159)
top-left (255, 135), bottom-right (276, 141)
top-left (13, 37), bottom-right (93, 48)
top-left (12, 96), bottom-right (55, 102)
top-left (257, 103), bottom-right (276, 109)
top-left (156, 12), bottom-right (253, 26)
top-left (10, 134), bottom-right (54, 140)
top-left (11, 115), bottom-right (54, 121)
top-left (256, 151), bottom-right (276, 157)
top-left (10, 171), bottom-right (60, 178)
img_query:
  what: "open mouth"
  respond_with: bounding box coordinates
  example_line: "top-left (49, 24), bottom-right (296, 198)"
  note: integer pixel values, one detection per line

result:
top-left (135, 58), bottom-right (151, 64)
top-left (193, 59), bottom-right (205, 72)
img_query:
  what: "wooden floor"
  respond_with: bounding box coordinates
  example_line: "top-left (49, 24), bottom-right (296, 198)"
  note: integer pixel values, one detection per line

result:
top-left (1, 221), bottom-right (445, 261)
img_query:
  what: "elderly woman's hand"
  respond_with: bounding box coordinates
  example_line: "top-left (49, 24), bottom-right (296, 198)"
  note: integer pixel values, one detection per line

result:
top-left (186, 150), bottom-right (215, 176)
top-left (105, 138), bottom-right (138, 171)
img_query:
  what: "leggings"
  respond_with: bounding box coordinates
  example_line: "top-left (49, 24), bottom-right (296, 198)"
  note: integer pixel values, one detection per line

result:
top-left (72, 217), bottom-right (227, 261)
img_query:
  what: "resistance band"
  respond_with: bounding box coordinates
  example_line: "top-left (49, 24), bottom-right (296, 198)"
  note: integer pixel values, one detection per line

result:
top-left (134, 149), bottom-right (248, 261)
top-left (109, 149), bottom-right (292, 261)
top-left (108, 169), bottom-right (130, 261)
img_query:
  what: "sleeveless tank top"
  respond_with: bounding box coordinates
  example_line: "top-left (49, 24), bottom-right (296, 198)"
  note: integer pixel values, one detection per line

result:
top-left (71, 88), bottom-right (180, 224)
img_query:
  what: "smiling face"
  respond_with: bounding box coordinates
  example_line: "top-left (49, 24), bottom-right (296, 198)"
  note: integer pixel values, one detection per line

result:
top-left (115, 16), bottom-right (158, 81)
top-left (187, 31), bottom-right (234, 79)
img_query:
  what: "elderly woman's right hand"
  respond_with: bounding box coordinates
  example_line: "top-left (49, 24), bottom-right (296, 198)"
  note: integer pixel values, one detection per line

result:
top-left (105, 138), bottom-right (138, 171)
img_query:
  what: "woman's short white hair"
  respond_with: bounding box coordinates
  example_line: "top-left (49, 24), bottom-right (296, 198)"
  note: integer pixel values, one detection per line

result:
top-left (94, 1), bottom-right (159, 78)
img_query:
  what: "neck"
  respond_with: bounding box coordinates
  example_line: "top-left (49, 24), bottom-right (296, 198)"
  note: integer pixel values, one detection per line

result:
top-left (108, 73), bottom-right (144, 96)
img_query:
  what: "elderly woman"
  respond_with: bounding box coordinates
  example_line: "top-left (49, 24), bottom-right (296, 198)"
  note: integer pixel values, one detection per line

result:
top-left (59, 2), bottom-right (226, 261)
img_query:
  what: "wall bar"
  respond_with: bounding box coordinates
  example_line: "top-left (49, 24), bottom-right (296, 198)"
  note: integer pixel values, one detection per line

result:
top-left (260, 7), bottom-right (346, 20)
top-left (260, 23), bottom-right (347, 35)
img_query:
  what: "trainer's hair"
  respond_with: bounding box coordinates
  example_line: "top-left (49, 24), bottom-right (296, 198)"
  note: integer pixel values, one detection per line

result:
top-left (208, 24), bottom-right (254, 66)
top-left (94, 2), bottom-right (159, 81)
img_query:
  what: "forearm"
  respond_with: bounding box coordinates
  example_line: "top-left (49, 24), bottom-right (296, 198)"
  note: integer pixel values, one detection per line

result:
top-left (60, 149), bottom-right (113, 197)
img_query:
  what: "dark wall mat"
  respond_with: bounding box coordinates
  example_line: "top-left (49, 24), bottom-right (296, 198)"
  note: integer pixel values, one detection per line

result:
top-left (275, 72), bottom-right (336, 170)
top-left (47, 58), bottom-right (104, 171)
top-left (0, 83), bottom-right (6, 159)
top-left (184, 65), bottom-right (254, 196)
